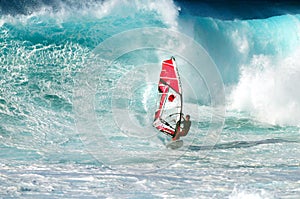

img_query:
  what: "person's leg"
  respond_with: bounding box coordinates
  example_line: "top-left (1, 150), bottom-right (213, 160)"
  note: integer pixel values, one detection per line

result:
top-left (172, 125), bottom-right (181, 140)
top-left (172, 132), bottom-right (180, 140)
top-left (172, 130), bottom-right (187, 141)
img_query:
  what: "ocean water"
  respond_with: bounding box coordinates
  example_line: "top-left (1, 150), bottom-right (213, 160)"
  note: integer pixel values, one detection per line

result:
top-left (1, 0), bottom-right (300, 198)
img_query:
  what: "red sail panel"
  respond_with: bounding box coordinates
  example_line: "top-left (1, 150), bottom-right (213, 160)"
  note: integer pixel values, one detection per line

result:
top-left (160, 58), bottom-right (180, 93)
top-left (153, 57), bottom-right (182, 137)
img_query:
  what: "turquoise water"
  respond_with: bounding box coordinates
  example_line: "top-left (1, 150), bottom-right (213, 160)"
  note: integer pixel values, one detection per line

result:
top-left (1, 0), bottom-right (300, 198)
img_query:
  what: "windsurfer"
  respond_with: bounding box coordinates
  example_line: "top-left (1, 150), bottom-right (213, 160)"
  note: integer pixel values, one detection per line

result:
top-left (173, 114), bottom-right (191, 141)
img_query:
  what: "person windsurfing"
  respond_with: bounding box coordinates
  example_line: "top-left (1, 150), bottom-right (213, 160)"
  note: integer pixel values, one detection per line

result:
top-left (172, 114), bottom-right (191, 141)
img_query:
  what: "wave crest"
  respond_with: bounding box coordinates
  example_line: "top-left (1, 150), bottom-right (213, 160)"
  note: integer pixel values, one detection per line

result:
top-left (0, 0), bottom-right (179, 29)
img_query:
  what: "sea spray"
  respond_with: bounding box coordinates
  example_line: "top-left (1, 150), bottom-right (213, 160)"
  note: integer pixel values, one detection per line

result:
top-left (229, 48), bottom-right (300, 126)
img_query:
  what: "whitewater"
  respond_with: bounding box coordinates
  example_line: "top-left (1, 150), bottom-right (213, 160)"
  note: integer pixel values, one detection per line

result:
top-left (1, 0), bottom-right (300, 198)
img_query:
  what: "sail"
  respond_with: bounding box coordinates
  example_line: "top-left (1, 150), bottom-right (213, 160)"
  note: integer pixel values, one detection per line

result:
top-left (153, 57), bottom-right (183, 137)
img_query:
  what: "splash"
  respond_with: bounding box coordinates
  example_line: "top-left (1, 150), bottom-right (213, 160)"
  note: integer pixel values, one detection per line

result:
top-left (229, 48), bottom-right (300, 126)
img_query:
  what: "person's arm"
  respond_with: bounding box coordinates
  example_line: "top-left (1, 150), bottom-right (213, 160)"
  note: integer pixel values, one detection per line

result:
top-left (172, 113), bottom-right (184, 122)
top-left (181, 114), bottom-right (185, 121)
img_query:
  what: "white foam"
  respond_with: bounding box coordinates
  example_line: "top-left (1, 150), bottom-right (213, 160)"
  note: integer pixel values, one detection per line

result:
top-left (97, 0), bottom-right (179, 28)
top-left (229, 186), bottom-right (273, 199)
top-left (231, 29), bottom-right (250, 55)
top-left (229, 48), bottom-right (300, 126)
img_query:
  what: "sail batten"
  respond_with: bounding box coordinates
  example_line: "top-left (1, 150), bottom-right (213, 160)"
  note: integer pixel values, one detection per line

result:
top-left (153, 57), bottom-right (183, 138)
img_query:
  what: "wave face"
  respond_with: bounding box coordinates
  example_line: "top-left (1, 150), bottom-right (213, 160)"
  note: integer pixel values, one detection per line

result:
top-left (176, 1), bottom-right (300, 126)
top-left (1, 0), bottom-right (300, 198)
top-left (0, 0), bottom-right (178, 152)
top-left (1, 1), bottom-right (298, 134)
top-left (188, 14), bottom-right (300, 126)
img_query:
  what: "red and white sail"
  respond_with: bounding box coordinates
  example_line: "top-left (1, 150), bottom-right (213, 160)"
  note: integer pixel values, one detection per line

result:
top-left (153, 57), bottom-right (183, 137)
